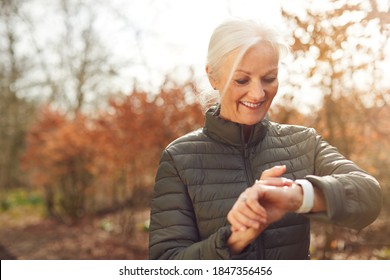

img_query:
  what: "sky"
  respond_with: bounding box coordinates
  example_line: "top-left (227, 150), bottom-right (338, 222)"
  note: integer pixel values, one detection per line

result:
top-left (105, 0), bottom-right (285, 89)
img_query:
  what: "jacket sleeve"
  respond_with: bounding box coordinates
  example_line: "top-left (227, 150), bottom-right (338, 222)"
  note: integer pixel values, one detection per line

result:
top-left (149, 149), bottom-right (232, 260)
top-left (306, 134), bottom-right (382, 230)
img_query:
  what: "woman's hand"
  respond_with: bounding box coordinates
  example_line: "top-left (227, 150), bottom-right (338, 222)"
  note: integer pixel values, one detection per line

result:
top-left (227, 165), bottom-right (293, 232)
top-left (252, 183), bottom-right (303, 224)
top-left (227, 165), bottom-right (327, 255)
top-left (227, 165), bottom-right (296, 254)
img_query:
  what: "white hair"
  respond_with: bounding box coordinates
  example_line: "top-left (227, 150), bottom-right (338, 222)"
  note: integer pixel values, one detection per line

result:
top-left (200, 18), bottom-right (290, 110)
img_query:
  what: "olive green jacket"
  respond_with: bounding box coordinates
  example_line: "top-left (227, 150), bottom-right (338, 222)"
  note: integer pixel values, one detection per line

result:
top-left (149, 106), bottom-right (382, 259)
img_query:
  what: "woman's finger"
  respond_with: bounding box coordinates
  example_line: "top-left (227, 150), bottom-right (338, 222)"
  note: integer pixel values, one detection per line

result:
top-left (245, 195), bottom-right (268, 219)
top-left (228, 201), bottom-right (265, 231)
top-left (229, 210), bottom-right (260, 231)
top-left (260, 165), bottom-right (286, 180)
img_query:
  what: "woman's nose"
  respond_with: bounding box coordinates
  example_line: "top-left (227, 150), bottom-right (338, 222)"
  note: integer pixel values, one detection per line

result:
top-left (249, 81), bottom-right (265, 99)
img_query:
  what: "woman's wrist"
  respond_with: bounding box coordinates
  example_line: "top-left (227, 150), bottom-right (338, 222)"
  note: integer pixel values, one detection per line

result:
top-left (312, 185), bottom-right (326, 212)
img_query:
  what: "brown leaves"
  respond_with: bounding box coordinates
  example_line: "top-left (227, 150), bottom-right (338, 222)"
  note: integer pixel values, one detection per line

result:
top-left (22, 84), bottom-right (203, 221)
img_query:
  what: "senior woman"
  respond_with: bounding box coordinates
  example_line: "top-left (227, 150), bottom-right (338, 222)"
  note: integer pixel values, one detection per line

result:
top-left (148, 18), bottom-right (382, 260)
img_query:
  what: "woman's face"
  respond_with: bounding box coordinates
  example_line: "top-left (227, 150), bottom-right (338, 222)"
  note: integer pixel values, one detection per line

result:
top-left (212, 42), bottom-right (279, 125)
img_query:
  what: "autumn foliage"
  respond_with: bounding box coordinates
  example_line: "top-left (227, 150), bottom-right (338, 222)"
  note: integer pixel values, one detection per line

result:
top-left (24, 83), bottom-right (390, 225)
top-left (22, 83), bottom-right (203, 222)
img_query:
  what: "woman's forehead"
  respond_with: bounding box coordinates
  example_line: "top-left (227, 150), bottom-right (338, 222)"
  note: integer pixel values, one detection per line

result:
top-left (221, 42), bottom-right (279, 72)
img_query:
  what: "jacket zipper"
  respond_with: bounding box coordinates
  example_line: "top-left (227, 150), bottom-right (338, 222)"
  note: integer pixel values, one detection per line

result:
top-left (242, 146), bottom-right (254, 185)
top-left (241, 126), bottom-right (254, 185)
top-left (240, 127), bottom-right (265, 259)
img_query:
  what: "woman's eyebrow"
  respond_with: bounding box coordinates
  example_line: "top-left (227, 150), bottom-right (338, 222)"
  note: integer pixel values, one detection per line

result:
top-left (235, 67), bottom-right (279, 75)
top-left (235, 69), bottom-right (252, 75)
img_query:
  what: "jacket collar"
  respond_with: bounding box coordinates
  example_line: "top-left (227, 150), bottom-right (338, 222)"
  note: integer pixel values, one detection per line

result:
top-left (203, 105), bottom-right (269, 147)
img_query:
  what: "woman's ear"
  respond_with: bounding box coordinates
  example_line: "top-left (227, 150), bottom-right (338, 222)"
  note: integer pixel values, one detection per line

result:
top-left (206, 65), bottom-right (217, 90)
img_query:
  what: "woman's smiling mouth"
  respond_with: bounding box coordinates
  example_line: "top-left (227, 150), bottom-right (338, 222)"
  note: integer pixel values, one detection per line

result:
top-left (240, 101), bottom-right (263, 109)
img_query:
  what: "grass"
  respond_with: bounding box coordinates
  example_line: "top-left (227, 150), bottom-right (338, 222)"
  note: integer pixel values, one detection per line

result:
top-left (0, 189), bottom-right (46, 226)
top-left (6, 189), bottom-right (43, 206)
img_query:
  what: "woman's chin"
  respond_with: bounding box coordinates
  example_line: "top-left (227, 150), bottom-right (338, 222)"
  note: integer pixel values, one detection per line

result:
top-left (238, 114), bottom-right (265, 126)
top-left (239, 119), bottom-right (262, 126)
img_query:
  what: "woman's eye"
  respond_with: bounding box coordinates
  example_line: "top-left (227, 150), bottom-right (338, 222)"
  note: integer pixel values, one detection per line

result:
top-left (235, 79), bottom-right (249, 85)
top-left (263, 77), bottom-right (277, 83)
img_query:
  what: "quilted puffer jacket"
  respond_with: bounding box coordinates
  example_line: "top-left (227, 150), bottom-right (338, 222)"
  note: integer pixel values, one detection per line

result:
top-left (149, 106), bottom-right (382, 260)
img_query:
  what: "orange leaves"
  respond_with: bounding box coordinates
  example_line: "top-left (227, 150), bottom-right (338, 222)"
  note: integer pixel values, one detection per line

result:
top-left (23, 108), bottom-right (95, 179)
top-left (96, 87), bottom-right (203, 184)
top-left (22, 85), bottom-right (203, 220)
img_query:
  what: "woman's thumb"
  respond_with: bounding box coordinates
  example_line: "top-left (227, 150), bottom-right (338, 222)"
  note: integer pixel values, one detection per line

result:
top-left (259, 165), bottom-right (286, 179)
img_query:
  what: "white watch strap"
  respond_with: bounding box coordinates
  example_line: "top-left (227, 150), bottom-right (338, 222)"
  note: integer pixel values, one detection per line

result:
top-left (294, 179), bottom-right (314, 213)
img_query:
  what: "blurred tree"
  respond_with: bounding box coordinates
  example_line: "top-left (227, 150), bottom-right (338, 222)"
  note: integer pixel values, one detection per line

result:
top-left (22, 77), bottom-right (203, 223)
top-left (0, 0), bottom-right (148, 209)
top-left (279, 0), bottom-right (390, 259)
top-left (281, 0), bottom-right (390, 155)
top-left (0, 0), bottom-right (37, 209)
top-left (90, 79), bottom-right (203, 213)
top-left (21, 0), bottom-right (126, 113)
top-left (22, 108), bottom-right (94, 222)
